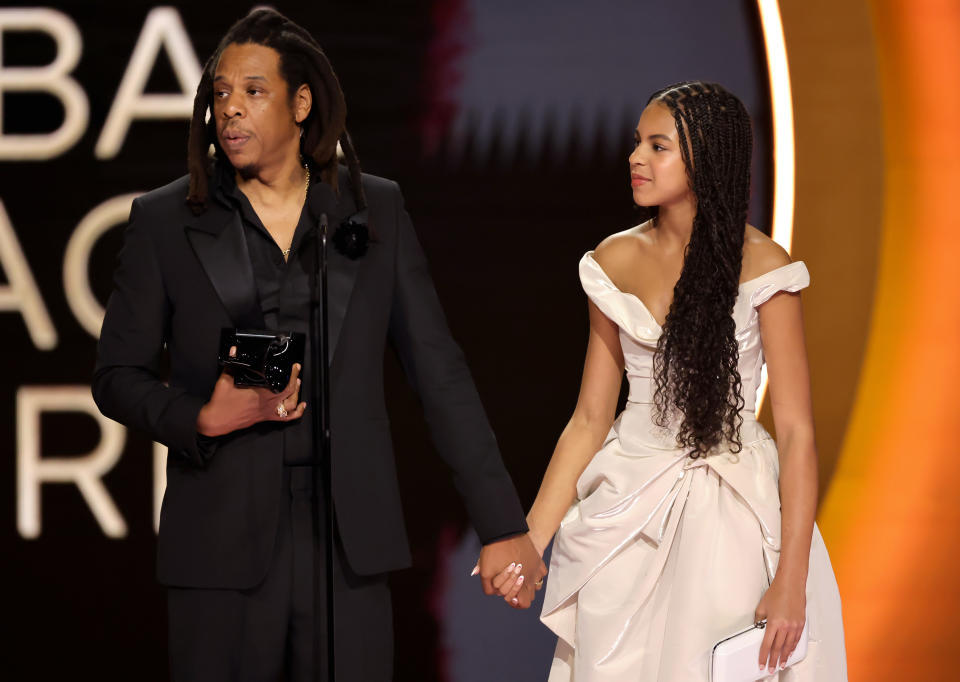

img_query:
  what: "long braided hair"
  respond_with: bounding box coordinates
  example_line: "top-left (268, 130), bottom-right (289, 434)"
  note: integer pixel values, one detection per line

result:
top-left (186, 8), bottom-right (365, 214)
top-left (643, 81), bottom-right (754, 458)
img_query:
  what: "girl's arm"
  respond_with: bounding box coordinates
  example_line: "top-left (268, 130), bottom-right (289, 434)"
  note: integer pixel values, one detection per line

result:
top-left (755, 287), bottom-right (818, 673)
top-left (525, 298), bottom-right (626, 553)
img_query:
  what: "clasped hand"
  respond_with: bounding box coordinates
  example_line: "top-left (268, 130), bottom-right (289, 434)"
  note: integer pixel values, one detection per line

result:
top-left (197, 347), bottom-right (306, 437)
top-left (473, 533), bottom-right (547, 610)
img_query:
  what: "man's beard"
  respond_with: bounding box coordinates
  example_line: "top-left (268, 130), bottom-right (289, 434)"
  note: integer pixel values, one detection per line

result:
top-left (235, 162), bottom-right (260, 180)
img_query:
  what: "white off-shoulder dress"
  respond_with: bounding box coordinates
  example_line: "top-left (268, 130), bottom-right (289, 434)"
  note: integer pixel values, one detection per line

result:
top-left (540, 253), bottom-right (847, 681)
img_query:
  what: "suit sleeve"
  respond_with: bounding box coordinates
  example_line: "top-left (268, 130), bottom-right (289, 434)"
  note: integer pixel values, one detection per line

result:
top-left (386, 183), bottom-right (528, 544)
top-left (92, 197), bottom-right (211, 467)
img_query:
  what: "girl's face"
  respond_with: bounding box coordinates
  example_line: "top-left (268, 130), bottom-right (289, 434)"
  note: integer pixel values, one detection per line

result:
top-left (628, 101), bottom-right (693, 210)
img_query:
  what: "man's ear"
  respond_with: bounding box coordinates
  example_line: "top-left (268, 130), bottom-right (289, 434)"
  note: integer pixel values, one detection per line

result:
top-left (294, 83), bottom-right (312, 124)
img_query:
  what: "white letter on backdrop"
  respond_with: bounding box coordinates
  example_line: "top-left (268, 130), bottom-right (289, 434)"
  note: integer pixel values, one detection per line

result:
top-left (0, 8), bottom-right (88, 160)
top-left (17, 386), bottom-right (127, 538)
top-left (95, 7), bottom-right (202, 159)
top-left (63, 193), bottom-right (141, 338)
top-left (0, 199), bottom-right (57, 349)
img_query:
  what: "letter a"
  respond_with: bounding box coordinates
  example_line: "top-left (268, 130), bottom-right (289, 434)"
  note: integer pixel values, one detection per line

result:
top-left (95, 7), bottom-right (202, 159)
top-left (0, 199), bottom-right (56, 349)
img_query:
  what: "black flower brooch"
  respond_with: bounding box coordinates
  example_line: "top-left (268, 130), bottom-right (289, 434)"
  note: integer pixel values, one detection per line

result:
top-left (332, 209), bottom-right (370, 260)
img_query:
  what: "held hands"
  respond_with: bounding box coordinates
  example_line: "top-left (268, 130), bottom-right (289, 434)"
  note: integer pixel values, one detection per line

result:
top-left (196, 348), bottom-right (306, 437)
top-left (755, 577), bottom-right (806, 675)
top-left (472, 532), bottom-right (547, 610)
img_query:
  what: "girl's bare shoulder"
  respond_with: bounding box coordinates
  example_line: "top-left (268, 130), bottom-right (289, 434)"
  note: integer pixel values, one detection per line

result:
top-left (593, 221), bottom-right (654, 275)
top-left (741, 224), bottom-right (792, 282)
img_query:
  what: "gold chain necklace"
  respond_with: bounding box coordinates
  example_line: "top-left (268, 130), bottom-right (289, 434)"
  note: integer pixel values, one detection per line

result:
top-left (281, 164), bottom-right (310, 259)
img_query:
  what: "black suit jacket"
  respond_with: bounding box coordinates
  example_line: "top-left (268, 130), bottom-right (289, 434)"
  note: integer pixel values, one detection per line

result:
top-left (93, 167), bottom-right (527, 589)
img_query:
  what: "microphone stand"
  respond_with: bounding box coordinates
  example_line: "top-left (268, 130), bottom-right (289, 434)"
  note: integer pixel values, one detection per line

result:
top-left (311, 211), bottom-right (336, 682)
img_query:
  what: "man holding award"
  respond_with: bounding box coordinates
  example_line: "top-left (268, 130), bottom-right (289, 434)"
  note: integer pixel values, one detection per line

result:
top-left (92, 8), bottom-right (545, 681)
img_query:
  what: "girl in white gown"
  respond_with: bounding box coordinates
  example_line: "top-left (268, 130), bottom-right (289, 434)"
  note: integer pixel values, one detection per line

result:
top-left (491, 82), bottom-right (847, 680)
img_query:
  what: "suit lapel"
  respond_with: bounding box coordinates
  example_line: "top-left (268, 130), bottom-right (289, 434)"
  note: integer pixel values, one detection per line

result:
top-left (184, 167), bottom-right (365, 364)
top-left (185, 204), bottom-right (266, 330)
top-left (326, 242), bottom-right (362, 365)
top-left (318, 172), bottom-right (362, 364)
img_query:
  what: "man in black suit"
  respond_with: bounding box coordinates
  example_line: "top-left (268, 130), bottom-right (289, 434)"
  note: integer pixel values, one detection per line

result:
top-left (92, 9), bottom-right (545, 682)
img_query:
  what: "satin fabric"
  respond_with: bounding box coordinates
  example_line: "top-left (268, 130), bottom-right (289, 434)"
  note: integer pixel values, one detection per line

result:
top-left (540, 253), bottom-right (847, 681)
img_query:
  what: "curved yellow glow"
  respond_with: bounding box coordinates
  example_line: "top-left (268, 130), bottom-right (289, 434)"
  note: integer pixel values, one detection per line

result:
top-left (755, 0), bottom-right (795, 410)
top-left (816, 2), bottom-right (960, 676)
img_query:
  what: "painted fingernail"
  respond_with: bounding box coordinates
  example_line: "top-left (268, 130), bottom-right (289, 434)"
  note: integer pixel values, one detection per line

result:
top-left (470, 566), bottom-right (479, 577)
top-left (514, 563), bottom-right (523, 573)
top-left (507, 562), bottom-right (516, 571)
top-left (517, 575), bottom-right (525, 585)
top-left (511, 597), bottom-right (518, 604)
top-left (297, 378), bottom-right (301, 386)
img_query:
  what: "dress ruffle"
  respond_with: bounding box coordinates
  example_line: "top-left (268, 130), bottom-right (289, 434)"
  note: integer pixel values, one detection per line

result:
top-left (541, 410), bottom-right (782, 652)
top-left (579, 253), bottom-right (661, 345)
top-left (746, 261), bottom-right (810, 308)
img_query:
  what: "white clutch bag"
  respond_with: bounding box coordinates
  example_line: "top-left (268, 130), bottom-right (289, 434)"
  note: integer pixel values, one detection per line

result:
top-left (710, 616), bottom-right (809, 682)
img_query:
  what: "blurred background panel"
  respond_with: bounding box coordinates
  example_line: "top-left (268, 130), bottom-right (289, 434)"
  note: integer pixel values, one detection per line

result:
top-left (0, 1), bottom-right (956, 680)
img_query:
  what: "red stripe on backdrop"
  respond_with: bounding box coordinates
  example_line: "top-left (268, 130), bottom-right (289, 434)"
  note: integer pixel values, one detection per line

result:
top-left (419, 0), bottom-right (473, 156)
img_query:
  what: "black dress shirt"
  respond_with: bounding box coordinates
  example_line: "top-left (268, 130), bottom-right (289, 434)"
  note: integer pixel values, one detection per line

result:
top-left (212, 162), bottom-right (318, 466)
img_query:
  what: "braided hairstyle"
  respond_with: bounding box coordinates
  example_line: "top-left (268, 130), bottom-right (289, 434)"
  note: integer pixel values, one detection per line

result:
top-left (644, 81), bottom-right (754, 458)
top-left (186, 8), bottom-right (365, 214)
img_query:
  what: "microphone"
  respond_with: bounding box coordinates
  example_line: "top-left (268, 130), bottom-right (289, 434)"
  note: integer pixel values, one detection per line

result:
top-left (305, 174), bottom-right (337, 682)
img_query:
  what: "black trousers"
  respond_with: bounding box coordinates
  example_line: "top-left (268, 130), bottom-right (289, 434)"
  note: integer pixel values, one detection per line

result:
top-left (167, 467), bottom-right (394, 682)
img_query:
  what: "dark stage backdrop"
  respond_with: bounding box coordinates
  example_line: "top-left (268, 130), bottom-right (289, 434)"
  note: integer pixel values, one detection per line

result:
top-left (0, 1), bottom-right (770, 679)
